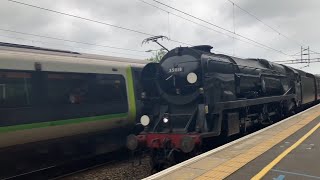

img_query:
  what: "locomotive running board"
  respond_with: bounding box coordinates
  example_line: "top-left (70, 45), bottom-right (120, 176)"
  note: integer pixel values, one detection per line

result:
top-left (213, 94), bottom-right (296, 113)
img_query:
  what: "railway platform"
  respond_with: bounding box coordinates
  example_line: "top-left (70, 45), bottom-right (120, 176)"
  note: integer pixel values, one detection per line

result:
top-left (144, 104), bottom-right (320, 180)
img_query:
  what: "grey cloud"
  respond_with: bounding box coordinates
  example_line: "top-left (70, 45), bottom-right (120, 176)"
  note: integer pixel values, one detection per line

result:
top-left (0, 0), bottom-right (320, 72)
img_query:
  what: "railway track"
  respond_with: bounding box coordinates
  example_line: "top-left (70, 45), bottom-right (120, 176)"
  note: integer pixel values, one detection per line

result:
top-left (63, 155), bottom-right (152, 180)
top-left (4, 109), bottom-right (312, 180)
top-left (62, 136), bottom-right (243, 180)
top-left (62, 116), bottom-right (300, 180)
top-left (2, 150), bottom-right (131, 180)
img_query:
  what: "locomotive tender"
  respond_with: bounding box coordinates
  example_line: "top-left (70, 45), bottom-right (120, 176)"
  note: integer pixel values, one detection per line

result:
top-left (127, 45), bottom-right (320, 168)
top-left (0, 42), bottom-right (145, 177)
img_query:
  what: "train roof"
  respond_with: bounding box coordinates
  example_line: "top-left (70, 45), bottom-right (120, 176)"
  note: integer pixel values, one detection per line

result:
top-left (0, 42), bottom-right (148, 65)
top-left (0, 42), bottom-right (149, 74)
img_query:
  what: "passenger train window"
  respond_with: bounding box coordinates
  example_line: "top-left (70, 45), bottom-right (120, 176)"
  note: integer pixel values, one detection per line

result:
top-left (132, 68), bottom-right (143, 100)
top-left (47, 73), bottom-right (87, 104)
top-left (46, 72), bottom-right (127, 106)
top-left (0, 84), bottom-right (5, 99)
top-left (0, 71), bottom-right (32, 108)
top-left (93, 74), bottom-right (127, 104)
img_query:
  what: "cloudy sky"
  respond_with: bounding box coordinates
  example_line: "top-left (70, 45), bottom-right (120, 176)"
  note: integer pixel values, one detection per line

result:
top-left (1, 0), bottom-right (320, 73)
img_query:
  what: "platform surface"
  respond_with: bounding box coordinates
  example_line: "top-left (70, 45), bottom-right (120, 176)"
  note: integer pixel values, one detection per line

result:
top-left (144, 104), bottom-right (320, 180)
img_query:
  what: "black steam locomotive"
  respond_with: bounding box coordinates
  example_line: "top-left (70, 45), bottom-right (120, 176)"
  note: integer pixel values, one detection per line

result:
top-left (127, 45), bottom-right (320, 169)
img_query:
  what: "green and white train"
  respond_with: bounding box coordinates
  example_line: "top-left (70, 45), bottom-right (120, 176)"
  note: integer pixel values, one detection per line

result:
top-left (0, 42), bottom-right (145, 172)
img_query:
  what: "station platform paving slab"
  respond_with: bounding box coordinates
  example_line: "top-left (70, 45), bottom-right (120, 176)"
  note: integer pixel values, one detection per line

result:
top-left (144, 104), bottom-right (320, 180)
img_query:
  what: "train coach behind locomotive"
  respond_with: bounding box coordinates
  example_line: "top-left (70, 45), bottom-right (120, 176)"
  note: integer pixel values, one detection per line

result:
top-left (127, 45), bottom-right (320, 169)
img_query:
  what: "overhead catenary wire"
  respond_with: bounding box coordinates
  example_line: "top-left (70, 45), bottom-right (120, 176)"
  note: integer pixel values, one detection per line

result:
top-left (232, 2), bottom-right (235, 56)
top-left (298, 64), bottom-right (310, 69)
top-left (0, 34), bottom-right (150, 58)
top-left (290, 51), bottom-right (302, 56)
top-left (8, 0), bottom-right (153, 36)
top-left (7, 0), bottom-right (193, 47)
top-left (273, 57), bottom-right (319, 63)
top-left (9, 0), bottom-right (303, 59)
top-left (150, 0), bottom-right (299, 59)
top-left (8, 0), bottom-right (318, 62)
top-left (0, 28), bottom-right (152, 53)
top-left (226, 0), bottom-right (304, 47)
top-left (138, 0), bottom-right (273, 53)
top-left (274, 58), bottom-right (320, 64)
top-left (226, 0), bottom-right (320, 62)
top-left (0, 26), bottom-right (236, 58)
top-left (310, 50), bottom-right (320, 55)
top-left (7, 0), bottom-right (244, 57)
top-left (143, 0), bottom-right (320, 62)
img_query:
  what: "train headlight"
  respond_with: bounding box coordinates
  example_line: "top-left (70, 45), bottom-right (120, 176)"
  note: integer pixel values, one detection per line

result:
top-left (187, 72), bottom-right (197, 84)
top-left (163, 117), bottom-right (169, 123)
top-left (140, 115), bottom-right (150, 126)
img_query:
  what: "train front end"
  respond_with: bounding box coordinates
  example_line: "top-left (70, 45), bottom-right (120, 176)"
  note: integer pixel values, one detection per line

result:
top-left (127, 46), bottom-right (213, 168)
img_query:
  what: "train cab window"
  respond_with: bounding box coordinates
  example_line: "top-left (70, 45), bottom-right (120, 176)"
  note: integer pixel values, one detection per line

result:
top-left (0, 71), bottom-right (32, 108)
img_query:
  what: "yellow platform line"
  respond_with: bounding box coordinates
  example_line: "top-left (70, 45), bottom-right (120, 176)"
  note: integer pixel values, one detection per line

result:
top-left (196, 109), bottom-right (320, 180)
top-left (251, 122), bottom-right (320, 180)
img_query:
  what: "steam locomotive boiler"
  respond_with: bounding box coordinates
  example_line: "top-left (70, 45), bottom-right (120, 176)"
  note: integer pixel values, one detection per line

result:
top-left (127, 45), bottom-right (320, 170)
